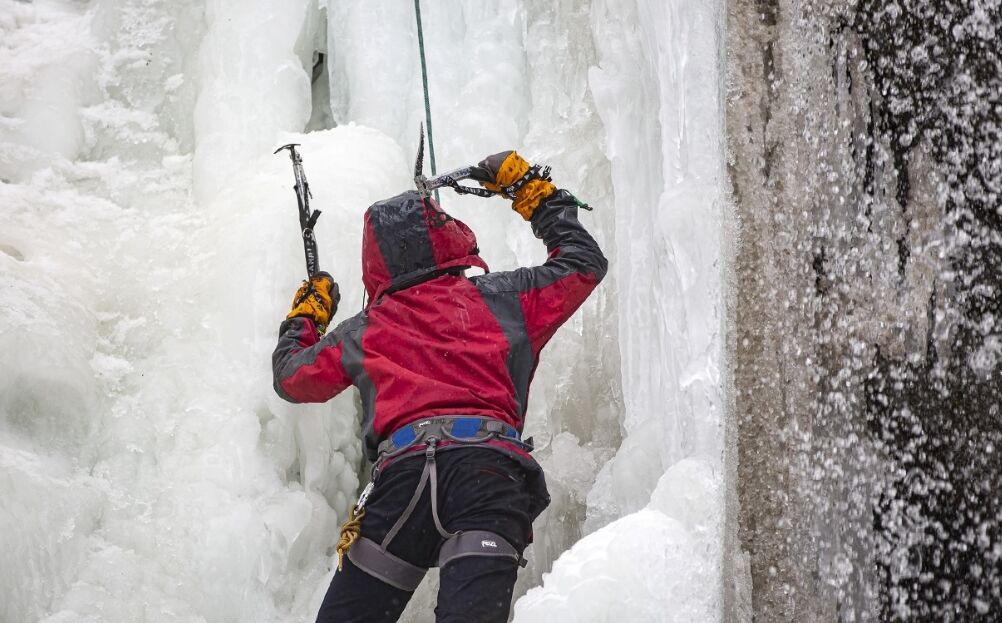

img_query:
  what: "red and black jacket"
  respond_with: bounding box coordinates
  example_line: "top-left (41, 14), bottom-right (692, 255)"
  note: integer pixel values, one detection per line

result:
top-left (272, 189), bottom-right (607, 463)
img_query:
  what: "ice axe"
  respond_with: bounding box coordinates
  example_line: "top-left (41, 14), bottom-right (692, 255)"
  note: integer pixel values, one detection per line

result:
top-left (413, 124), bottom-right (494, 200)
top-left (412, 127), bottom-right (592, 210)
top-left (274, 143), bottom-right (321, 279)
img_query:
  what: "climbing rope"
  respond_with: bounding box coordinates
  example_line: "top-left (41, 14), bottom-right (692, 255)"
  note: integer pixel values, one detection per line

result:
top-left (336, 504), bottom-right (365, 571)
top-left (413, 0), bottom-right (440, 203)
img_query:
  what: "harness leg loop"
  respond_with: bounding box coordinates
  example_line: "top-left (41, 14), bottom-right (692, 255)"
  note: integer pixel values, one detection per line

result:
top-left (438, 530), bottom-right (526, 568)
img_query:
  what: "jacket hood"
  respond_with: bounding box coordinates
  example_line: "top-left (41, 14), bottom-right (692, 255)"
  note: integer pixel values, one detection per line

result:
top-left (361, 191), bottom-right (489, 302)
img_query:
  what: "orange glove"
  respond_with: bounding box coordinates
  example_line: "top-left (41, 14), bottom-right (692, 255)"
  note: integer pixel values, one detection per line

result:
top-left (287, 271), bottom-right (339, 333)
top-left (470, 151), bottom-right (556, 220)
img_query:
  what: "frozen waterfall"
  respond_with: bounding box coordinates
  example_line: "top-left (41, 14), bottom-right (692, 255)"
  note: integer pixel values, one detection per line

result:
top-left (1, 0), bottom-right (730, 621)
top-left (5, 0), bottom-right (999, 621)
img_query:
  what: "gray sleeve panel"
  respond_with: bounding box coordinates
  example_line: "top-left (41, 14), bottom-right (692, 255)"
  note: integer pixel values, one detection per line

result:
top-left (527, 190), bottom-right (608, 282)
top-left (437, 530), bottom-right (522, 568)
top-left (273, 313), bottom-right (363, 403)
top-left (476, 288), bottom-right (534, 418)
top-left (338, 314), bottom-right (379, 461)
top-left (346, 537), bottom-right (428, 592)
top-left (472, 190), bottom-right (608, 294)
top-left (272, 317), bottom-right (319, 403)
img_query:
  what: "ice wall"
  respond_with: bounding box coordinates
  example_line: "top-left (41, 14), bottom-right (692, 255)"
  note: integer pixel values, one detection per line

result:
top-left (1, 0), bottom-right (734, 621)
top-left (193, 0), bottom-right (315, 204)
top-left (585, 0), bottom-right (726, 524)
top-left (2, 1), bottom-right (399, 621)
top-left (513, 1), bottom-right (734, 619)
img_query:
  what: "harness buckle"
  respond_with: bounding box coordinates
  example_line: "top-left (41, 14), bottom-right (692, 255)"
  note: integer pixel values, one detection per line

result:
top-left (425, 436), bottom-right (439, 458)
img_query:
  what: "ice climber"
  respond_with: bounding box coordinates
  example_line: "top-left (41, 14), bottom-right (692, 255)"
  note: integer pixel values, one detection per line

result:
top-left (272, 151), bottom-right (607, 622)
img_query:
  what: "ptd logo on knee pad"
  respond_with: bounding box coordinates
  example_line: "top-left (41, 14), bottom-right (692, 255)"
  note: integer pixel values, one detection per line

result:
top-left (481, 540), bottom-right (498, 548)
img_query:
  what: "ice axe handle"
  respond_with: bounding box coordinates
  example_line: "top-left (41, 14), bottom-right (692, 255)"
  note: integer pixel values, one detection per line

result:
top-left (275, 143), bottom-right (321, 278)
top-left (416, 166), bottom-right (494, 198)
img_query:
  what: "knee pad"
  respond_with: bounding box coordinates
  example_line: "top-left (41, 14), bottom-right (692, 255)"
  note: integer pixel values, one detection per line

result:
top-left (437, 530), bottom-right (527, 568)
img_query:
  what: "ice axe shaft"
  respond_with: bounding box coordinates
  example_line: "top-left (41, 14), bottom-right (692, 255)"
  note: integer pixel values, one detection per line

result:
top-left (411, 129), bottom-right (593, 209)
top-left (274, 143), bottom-right (321, 279)
top-left (416, 165), bottom-right (478, 196)
top-left (413, 125), bottom-right (493, 199)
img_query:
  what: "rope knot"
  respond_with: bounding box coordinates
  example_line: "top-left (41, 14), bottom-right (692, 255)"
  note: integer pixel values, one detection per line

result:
top-left (336, 505), bottom-right (365, 571)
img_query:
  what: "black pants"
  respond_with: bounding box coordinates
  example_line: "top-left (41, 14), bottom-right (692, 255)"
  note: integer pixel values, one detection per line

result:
top-left (316, 447), bottom-right (540, 623)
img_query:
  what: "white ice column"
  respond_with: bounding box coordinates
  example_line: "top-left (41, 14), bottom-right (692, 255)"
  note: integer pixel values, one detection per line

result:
top-left (193, 0), bottom-right (315, 204)
top-left (586, 0), bottom-right (726, 532)
top-left (514, 0), bottom-right (729, 619)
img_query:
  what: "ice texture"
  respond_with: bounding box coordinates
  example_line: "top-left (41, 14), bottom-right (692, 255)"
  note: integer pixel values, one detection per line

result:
top-left (513, 2), bottom-right (729, 619)
top-left (0, 0), bottom-right (730, 621)
top-left (513, 459), bottom-right (719, 622)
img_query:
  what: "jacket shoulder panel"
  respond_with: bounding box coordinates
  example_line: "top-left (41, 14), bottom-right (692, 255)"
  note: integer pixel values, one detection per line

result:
top-left (472, 269), bottom-right (523, 294)
top-left (327, 310), bottom-right (368, 343)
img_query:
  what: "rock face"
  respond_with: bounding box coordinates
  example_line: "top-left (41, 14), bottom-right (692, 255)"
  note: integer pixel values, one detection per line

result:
top-left (727, 0), bottom-right (1002, 620)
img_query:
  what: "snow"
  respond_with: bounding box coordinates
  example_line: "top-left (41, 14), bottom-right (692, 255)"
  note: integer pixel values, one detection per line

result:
top-left (0, 0), bottom-right (731, 621)
top-left (513, 459), bottom-right (719, 623)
